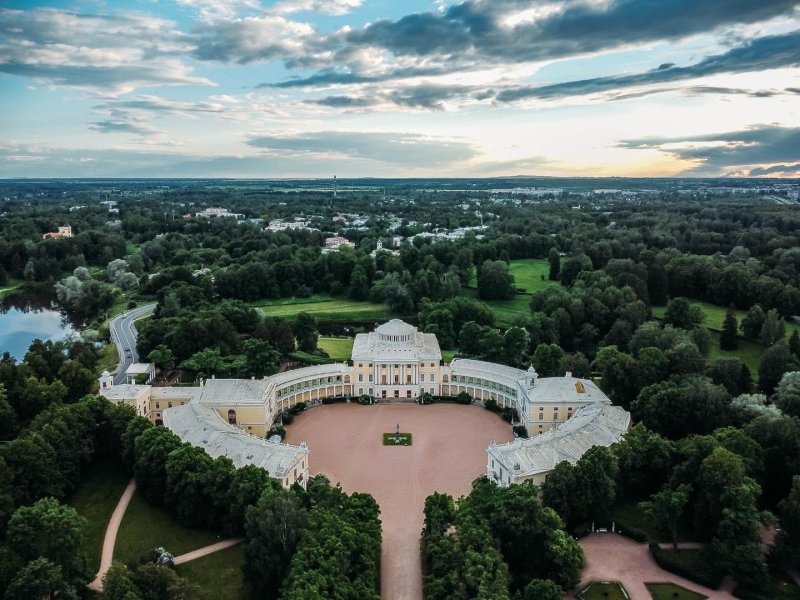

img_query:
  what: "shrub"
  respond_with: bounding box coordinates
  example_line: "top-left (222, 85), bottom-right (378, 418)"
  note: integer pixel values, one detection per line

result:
top-left (513, 425), bottom-right (528, 438)
top-left (268, 424), bottom-right (286, 439)
top-left (614, 521), bottom-right (648, 543)
top-left (127, 301), bottom-right (137, 310)
top-left (455, 391), bottom-right (472, 405)
top-left (649, 544), bottom-right (723, 589)
top-left (358, 395), bottom-right (374, 405)
top-left (501, 407), bottom-right (515, 423)
top-left (484, 399), bottom-right (500, 413)
top-left (281, 413), bottom-right (295, 425)
top-left (321, 397), bottom-right (347, 405)
top-left (419, 392), bottom-right (433, 405)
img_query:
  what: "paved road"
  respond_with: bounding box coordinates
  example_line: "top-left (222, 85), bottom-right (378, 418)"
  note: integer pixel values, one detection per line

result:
top-left (109, 303), bottom-right (156, 385)
top-left (88, 479), bottom-right (137, 592)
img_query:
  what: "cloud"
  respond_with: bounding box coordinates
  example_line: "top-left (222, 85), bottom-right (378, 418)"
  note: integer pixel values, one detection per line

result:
top-left (271, 0), bottom-right (363, 16)
top-left (0, 8), bottom-right (211, 94)
top-left (94, 94), bottom-right (283, 121)
top-left (89, 110), bottom-right (164, 137)
top-left (307, 95), bottom-right (377, 108)
top-left (617, 124), bottom-right (800, 175)
top-left (175, 0), bottom-right (262, 22)
top-left (746, 163), bottom-right (800, 176)
top-left (495, 30), bottom-right (800, 102)
top-left (304, 84), bottom-right (484, 110)
top-left (247, 130), bottom-right (477, 166)
top-left (266, 0), bottom-right (798, 87)
top-left (191, 14), bottom-right (314, 63)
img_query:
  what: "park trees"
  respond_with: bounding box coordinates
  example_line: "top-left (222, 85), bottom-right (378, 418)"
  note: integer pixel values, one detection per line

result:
top-left (633, 377), bottom-right (728, 439)
top-left (532, 343), bottom-right (565, 377)
top-left (165, 445), bottom-right (234, 529)
top-left (477, 259), bottom-right (515, 300)
top-left (663, 297), bottom-right (704, 330)
top-left (720, 305), bottom-right (739, 350)
top-left (640, 484), bottom-right (691, 550)
top-left (6, 497), bottom-right (88, 585)
top-left (548, 248), bottom-right (560, 281)
top-left (758, 341), bottom-right (799, 394)
top-left (244, 487), bottom-right (309, 600)
top-left (741, 304), bottom-right (766, 339)
top-left (133, 426), bottom-right (182, 504)
top-left (614, 424), bottom-right (673, 496)
top-left (294, 312), bottom-right (319, 353)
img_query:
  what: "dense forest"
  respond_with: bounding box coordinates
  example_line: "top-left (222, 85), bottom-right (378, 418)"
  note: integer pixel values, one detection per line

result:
top-left (1, 178), bottom-right (800, 598)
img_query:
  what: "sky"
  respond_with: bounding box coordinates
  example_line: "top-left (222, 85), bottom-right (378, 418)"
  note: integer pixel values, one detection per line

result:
top-left (1, 0), bottom-right (799, 178)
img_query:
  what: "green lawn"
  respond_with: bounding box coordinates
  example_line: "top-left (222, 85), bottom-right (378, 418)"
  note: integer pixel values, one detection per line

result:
top-left (579, 582), bottom-right (629, 599)
top-left (174, 544), bottom-right (248, 600)
top-left (646, 582), bottom-right (707, 600)
top-left (383, 432), bottom-right (413, 446)
top-left (251, 294), bottom-right (397, 321)
top-left (460, 287), bottom-right (532, 328)
top-left (651, 301), bottom-right (800, 337)
top-left (442, 349), bottom-right (459, 363)
top-left (318, 336), bottom-right (354, 361)
top-left (97, 342), bottom-right (120, 376)
top-left (707, 330), bottom-right (763, 378)
top-left (0, 279), bottom-right (23, 300)
top-left (508, 258), bottom-right (556, 294)
top-left (67, 458), bottom-right (132, 573)
top-left (114, 490), bottom-right (223, 566)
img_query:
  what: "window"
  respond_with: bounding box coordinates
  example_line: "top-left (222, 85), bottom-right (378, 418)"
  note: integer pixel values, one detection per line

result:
top-left (155, 403), bottom-right (160, 409)
top-left (228, 409), bottom-right (237, 424)
top-left (382, 375), bottom-right (387, 384)
top-left (368, 374), bottom-right (373, 382)
top-left (358, 363), bottom-right (363, 368)
top-left (406, 375), bottom-right (412, 383)
top-left (539, 412), bottom-right (544, 420)
top-left (430, 363), bottom-right (435, 367)
top-left (168, 402), bottom-right (172, 408)
top-left (430, 387), bottom-right (434, 394)
top-left (431, 374), bottom-right (436, 382)
top-left (406, 390), bottom-right (412, 398)
top-left (358, 373), bottom-right (364, 382)
top-left (359, 387), bottom-right (363, 394)
top-left (420, 374), bottom-right (425, 382)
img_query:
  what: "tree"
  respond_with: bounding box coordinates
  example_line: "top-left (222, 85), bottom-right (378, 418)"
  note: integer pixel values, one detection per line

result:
top-left (165, 445), bottom-right (234, 529)
top-left (741, 304), bottom-right (766, 339)
top-left (225, 465), bottom-right (276, 535)
top-left (57, 359), bottom-right (96, 401)
top-left (348, 264), bottom-right (370, 300)
top-left (458, 321), bottom-right (484, 356)
top-left (640, 484), bottom-right (691, 550)
top-left (773, 476), bottom-right (800, 569)
top-left (615, 424), bottom-right (673, 496)
top-left (522, 579), bottom-right (562, 600)
top-left (294, 312), bottom-right (319, 352)
top-left (720, 305), bottom-right (739, 350)
top-left (7, 497), bottom-right (88, 584)
top-left (5, 558), bottom-right (71, 600)
top-left (663, 297), bottom-right (703, 329)
top-left (706, 357), bottom-right (752, 396)
top-left (480, 328), bottom-right (505, 363)
top-left (789, 330), bottom-right (800, 357)
top-left (758, 341), bottom-right (799, 394)
top-left (592, 345), bottom-right (637, 409)
top-left (666, 342), bottom-right (706, 375)
top-left (102, 562), bottom-right (141, 600)
top-left (547, 248), bottom-right (560, 281)
top-left (242, 338), bottom-right (280, 378)
top-left (759, 308), bottom-right (786, 346)
top-left (147, 345), bottom-right (175, 372)
top-left (693, 447), bottom-right (748, 539)
top-left (707, 481), bottom-right (767, 588)
top-left (503, 327), bottom-right (530, 367)
top-left (477, 260), bottom-right (515, 300)
top-left (244, 487), bottom-right (308, 599)
top-left (558, 254), bottom-right (592, 287)
top-left (133, 427), bottom-right (182, 504)
top-left (532, 343), bottom-right (565, 377)
top-left (131, 562), bottom-right (198, 600)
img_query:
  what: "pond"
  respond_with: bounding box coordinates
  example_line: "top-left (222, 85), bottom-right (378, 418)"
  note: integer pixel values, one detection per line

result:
top-left (0, 290), bottom-right (77, 361)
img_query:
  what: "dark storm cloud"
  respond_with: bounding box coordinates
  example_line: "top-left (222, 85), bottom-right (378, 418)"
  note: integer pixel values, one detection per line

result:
top-left (618, 125), bottom-right (800, 173)
top-left (265, 0), bottom-right (798, 87)
top-left (247, 131), bottom-right (477, 166)
top-left (307, 95), bottom-right (378, 108)
top-left (747, 163), bottom-right (800, 176)
top-left (495, 30), bottom-right (800, 102)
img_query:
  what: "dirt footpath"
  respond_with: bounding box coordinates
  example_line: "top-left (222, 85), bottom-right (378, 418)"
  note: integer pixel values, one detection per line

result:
top-left (285, 403), bottom-right (515, 600)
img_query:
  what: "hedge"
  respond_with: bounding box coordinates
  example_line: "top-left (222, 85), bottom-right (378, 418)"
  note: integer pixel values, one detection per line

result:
top-left (648, 544), bottom-right (723, 590)
top-left (614, 520), bottom-right (648, 543)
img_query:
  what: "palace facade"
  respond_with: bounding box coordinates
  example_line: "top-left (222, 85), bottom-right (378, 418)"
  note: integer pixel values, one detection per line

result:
top-left (100, 319), bottom-right (630, 489)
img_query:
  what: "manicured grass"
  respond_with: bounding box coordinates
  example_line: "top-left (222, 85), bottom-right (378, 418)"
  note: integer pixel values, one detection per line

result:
top-left (579, 581), bottom-right (629, 599)
top-left (646, 582), bottom-right (707, 600)
top-left (67, 458), bottom-right (132, 573)
top-left (707, 330), bottom-right (763, 378)
top-left (460, 287), bottom-right (531, 327)
top-left (0, 279), bottom-right (23, 300)
top-left (174, 544), bottom-right (248, 600)
top-left (318, 336), bottom-right (354, 361)
top-left (442, 349), bottom-right (459, 363)
top-left (508, 258), bottom-right (556, 294)
top-left (651, 301), bottom-right (800, 337)
top-left (114, 490), bottom-right (222, 566)
top-left (251, 294), bottom-right (396, 321)
top-left (383, 432), bottom-right (413, 446)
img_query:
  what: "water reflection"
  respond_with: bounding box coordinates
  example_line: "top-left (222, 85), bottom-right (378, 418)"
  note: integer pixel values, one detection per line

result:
top-left (0, 289), bottom-right (77, 361)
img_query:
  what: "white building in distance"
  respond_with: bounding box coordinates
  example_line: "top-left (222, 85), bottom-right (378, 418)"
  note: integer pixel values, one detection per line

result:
top-left (100, 320), bottom-right (629, 489)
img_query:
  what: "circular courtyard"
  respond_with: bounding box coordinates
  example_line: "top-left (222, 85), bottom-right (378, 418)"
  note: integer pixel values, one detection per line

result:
top-left (285, 402), bottom-right (515, 600)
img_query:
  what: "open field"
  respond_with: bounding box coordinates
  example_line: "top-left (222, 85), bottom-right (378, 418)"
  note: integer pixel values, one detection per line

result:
top-left (318, 336), bottom-right (354, 361)
top-left (460, 287), bottom-right (532, 327)
top-left (646, 582), bottom-right (707, 600)
top-left (707, 331), bottom-right (763, 377)
top-left (114, 490), bottom-right (222, 566)
top-left (468, 258), bottom-right (554, 294)
top-left (67, 458), bottom-right (132, 573)
top-left (251, 294), bottom-right (397, 321)
top-left (174, 545), bottom-right (248, 600)
top-left (651, 301), bottom-right (800, 337)
top-left (285, 403), bottom-right (514, 600)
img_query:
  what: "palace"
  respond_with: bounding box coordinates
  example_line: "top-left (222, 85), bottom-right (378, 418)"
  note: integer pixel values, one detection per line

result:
top-left (100, 319), bottom-right (630, 489)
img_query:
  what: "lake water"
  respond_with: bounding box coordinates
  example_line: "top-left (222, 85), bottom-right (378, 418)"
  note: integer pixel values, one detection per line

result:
top-left (0, 291), bottom-right (76, 361)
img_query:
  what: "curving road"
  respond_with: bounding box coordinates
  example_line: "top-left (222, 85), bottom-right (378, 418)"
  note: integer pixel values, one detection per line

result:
top-left (109, 303), bottom-right (156, 385)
